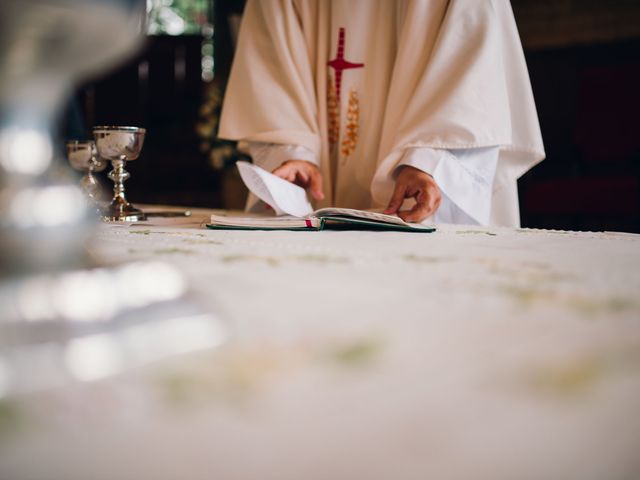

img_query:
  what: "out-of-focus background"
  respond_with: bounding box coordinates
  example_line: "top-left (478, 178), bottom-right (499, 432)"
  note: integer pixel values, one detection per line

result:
top-left (65, 0), bottom-right (640, 232)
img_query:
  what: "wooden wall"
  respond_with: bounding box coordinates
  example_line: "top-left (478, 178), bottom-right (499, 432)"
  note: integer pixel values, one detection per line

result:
top-left (513, 0), bottom-right (640, 50)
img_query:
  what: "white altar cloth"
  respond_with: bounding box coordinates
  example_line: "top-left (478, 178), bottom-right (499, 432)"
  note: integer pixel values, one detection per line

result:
top-left (1, 207), bottom-right (639, 480)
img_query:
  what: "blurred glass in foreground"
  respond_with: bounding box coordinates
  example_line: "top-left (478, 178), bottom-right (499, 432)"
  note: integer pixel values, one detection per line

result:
top-left (0, 0), bottom-right (144, 274)
top-left (0, 0), bottom-right (226, 397)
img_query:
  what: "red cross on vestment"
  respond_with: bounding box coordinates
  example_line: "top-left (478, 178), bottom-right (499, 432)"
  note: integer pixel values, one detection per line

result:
top-left (327, 28), bottom-right (364, 104)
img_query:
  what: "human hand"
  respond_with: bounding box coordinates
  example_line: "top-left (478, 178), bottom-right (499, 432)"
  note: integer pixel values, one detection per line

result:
top-left (383, 166), bottom-right (441, 223)
top-left (272, 160), bottom-right (325, 200)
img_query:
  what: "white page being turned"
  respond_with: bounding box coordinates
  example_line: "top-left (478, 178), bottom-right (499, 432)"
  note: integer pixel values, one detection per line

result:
top-left (236, 161), bottom-right (313, 217)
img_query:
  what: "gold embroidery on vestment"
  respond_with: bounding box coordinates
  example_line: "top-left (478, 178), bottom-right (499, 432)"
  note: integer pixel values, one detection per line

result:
top-left (327, 73), bottom-right (340, 145)
top-left (341, 88), bottom-right (360, 158)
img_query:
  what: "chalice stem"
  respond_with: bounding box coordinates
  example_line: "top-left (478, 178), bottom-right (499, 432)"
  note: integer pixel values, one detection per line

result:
top-left (108, 157), bottom-right (131, 205)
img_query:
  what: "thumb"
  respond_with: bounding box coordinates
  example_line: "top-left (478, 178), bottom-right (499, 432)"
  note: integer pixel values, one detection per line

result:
top-left (309, 169), bottom-right (325, 200)
top-left (384, 181), bottom-right (406, 214)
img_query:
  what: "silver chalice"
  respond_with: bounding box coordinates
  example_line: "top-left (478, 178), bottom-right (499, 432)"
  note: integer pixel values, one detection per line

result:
top-left (93, 126), bottom-right (146, 222)
top-left (66, 140), bottom-right (107, 203)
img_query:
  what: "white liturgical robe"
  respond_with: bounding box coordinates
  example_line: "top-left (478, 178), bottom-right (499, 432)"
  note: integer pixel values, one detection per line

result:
top-left (219, 0), bottom-right (545, 226)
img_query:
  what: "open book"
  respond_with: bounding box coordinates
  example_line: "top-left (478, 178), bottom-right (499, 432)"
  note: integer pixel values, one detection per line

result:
top-left (207, 161), bottom-right (435, 232)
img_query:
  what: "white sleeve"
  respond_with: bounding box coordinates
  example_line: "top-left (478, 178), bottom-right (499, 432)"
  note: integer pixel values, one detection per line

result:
top-left (243, 142), bottom-right (319, 171)
top-left (242, 142), bottom-right (318, 212)
top-left (397, 147), bottom-right (499, 226)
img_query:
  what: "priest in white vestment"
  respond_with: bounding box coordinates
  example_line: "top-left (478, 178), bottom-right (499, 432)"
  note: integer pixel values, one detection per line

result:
top-left (219, 0), bottom-right (545, 226)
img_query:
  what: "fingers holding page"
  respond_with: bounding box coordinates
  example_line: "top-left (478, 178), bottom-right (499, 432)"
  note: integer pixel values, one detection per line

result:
top-left (385, 166), bottom-right (441, 223)
top-left (272, 160), bottom-right (325, 200)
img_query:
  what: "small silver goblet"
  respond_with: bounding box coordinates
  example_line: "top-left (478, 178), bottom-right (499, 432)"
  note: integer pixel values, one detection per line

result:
top-left (93, 126), bottom-right (146, 222)
top-left (66, 140), bottom-right (107, 203)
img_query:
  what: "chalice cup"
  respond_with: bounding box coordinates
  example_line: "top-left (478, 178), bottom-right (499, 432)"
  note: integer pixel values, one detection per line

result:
top-left (66, 140), bottom-right (107, 203)
top-left (93, 126), bottom-right (146, 222)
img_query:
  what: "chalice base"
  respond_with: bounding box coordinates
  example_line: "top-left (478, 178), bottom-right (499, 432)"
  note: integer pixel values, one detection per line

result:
top-left (101, 198), bottom-right (146, 222)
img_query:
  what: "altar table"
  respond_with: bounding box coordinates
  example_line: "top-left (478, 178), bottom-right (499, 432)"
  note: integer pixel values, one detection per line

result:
top-left (1, 207), bottom-right (639, 480)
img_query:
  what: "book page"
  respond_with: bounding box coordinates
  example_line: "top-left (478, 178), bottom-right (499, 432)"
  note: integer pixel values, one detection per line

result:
top-left (314, 208), bottom-right (407, 225)
top-left (236, 161), bottom-right (314, 218)
top-left (314, 208), bottom-right (435, 230)
top-left (236, 161), bottom-right (285, 215)
top-left (210, 212), bottom-right (320, 228)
